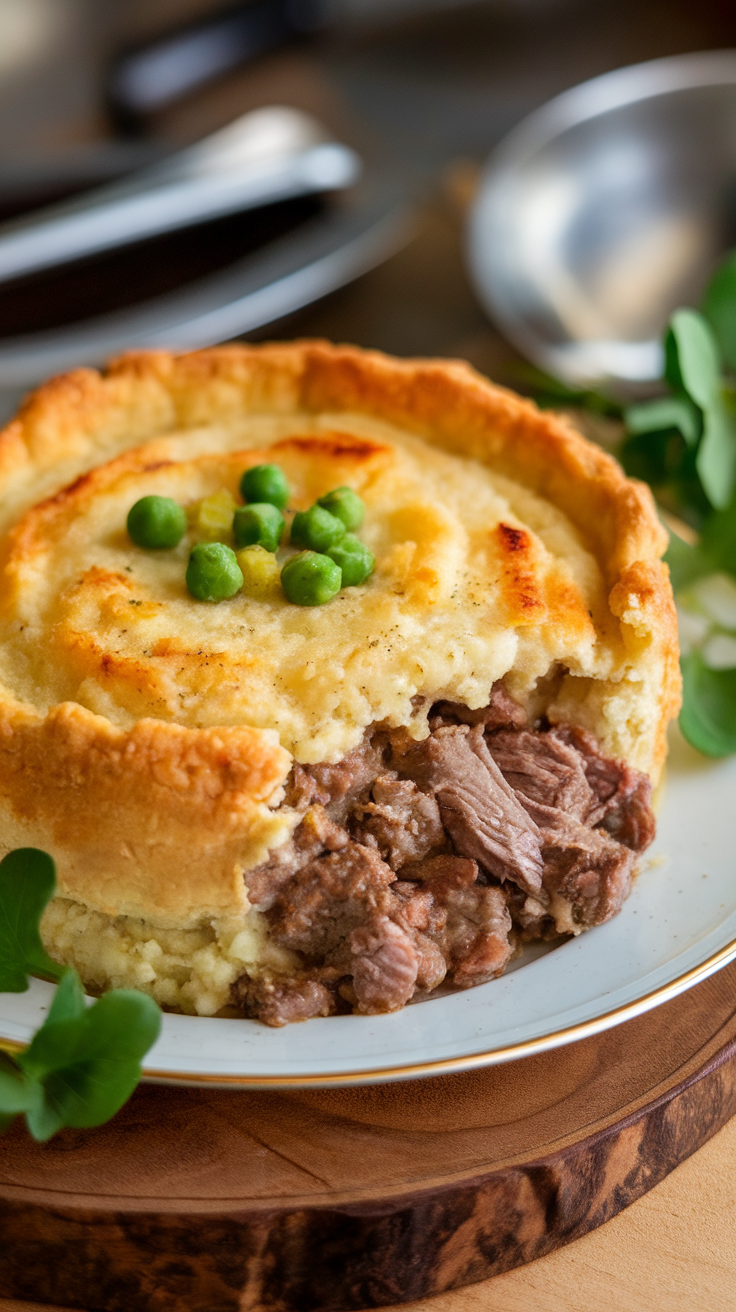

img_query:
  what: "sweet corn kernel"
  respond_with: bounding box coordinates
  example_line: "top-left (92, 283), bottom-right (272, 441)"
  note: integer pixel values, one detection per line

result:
top-left (237, 545), bottom-right (282, 599)
top-left (190, 489), bottom-right (237, 541)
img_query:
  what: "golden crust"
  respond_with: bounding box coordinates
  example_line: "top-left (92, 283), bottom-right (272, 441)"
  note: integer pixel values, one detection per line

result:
top-left (0, 700), bottom-right (292, 925)
top-left (0, 342), bottom-right (680, 926)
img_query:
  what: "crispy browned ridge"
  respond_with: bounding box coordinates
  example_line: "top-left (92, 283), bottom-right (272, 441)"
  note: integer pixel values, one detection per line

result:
top-left (0, 341), bottom-right (680, 945)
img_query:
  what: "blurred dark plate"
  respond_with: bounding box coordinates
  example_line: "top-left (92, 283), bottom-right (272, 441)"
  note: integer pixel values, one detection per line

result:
top-left (0, 162), bottom-right (412, 396)
top-left (0, 193), bottom-right (325, 336)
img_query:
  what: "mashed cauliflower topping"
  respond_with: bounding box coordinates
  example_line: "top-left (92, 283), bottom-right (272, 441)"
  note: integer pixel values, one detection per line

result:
top-left (41, 896), bottom-right (297, 1015)
top-left (0, 412), bottom-right (609, 765)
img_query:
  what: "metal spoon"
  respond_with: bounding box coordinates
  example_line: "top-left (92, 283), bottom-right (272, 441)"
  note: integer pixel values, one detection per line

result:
top-left (468, 50), bottom-right (736, 393)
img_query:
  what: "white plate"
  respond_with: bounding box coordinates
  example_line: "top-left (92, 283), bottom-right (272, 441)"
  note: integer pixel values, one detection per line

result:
top-left (2, 727), bottom-right (734, 1087)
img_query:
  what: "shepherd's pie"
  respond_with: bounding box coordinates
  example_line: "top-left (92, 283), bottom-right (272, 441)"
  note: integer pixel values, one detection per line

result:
top-left (0, 343), bottom-right (680, 1022)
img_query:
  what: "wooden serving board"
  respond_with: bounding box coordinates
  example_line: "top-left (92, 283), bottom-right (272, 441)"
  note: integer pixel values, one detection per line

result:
top-left (3, 960), bottom-right (736, 1312)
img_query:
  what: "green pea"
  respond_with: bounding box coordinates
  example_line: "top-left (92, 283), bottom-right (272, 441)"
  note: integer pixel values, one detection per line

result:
top-left (291, 504), bottom-right (346, 553)
top-left (281, 551), bottom-right (342, 606)
top-left (127, 495), bottom-right (187, 549)
top-left (233, 503), bottom-right (284, 551)
top-left (327, 533), bottom-right (374, 586)
top-left (240, 463), bottom-right (289, 510)
top-left (318, 486), bottom-right (364, 531)
top-left (186, 542), bottom-right (243, 601)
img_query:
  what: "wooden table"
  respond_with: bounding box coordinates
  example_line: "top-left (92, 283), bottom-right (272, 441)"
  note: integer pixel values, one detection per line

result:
top-left (422, 1117), bottom-right (736, 1311)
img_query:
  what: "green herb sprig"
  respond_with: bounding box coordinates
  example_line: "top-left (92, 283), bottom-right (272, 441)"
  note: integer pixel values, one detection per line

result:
top-left (0, 848), bottom-right (161, 1142)
top-left (619, 262), bottom-right (736, 756)
top-left (621, 307), bottom-right (736, 523)
top-left (680, 650), bottom-right (736, 758)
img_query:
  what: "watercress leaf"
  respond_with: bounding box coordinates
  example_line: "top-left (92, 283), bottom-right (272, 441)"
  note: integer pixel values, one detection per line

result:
top-left (73, 990), bottom-right (162, 1069)
top-left (0, 1051), bottom-right (40, 1117)
top-left (24, 1097), bottom-right (64, 1143)
top-left (695, 397), bottom-right (736, 510)
top-left (700, 493), bottom-right (736, 579)
top-left (32, 1058), bottom-right (141, 1139)
top-left (625, 396), bottom-right (701, 445)
top-left (664, 531), bottom-right (713, 592)
top-left (665, 309), bottom-right (722, 408)
top-left (513, 364), bottom-right (622, 416)
top-left (22, 987), bottom-right (159, 1077)
top-left (703, 249), bottom-right (736, 372)
top-left (680, 651), bottom-right (736, 757)
top-left (18, 1015), bottom-right (88, 1082)
top-left (19, 988), bottom-right (161, 1141)
top-left (44, 968), bottom-right (86, 1027)
top-left (0, 848), bottom-right (63, 992)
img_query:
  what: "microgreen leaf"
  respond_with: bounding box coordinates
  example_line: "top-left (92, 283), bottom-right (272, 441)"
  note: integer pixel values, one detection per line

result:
top-left (661, 310), bottom-right (736, 509)
top-left (625, 396), bottom-right (701, 445)
top-left (0, 849), bottom-right (64, 992)
top-left (43, 965), bottom-right (86, 1026)
top-left (0, 1050), bottom-right (40, 1118)
top-left (0, 1049), bottom-right (41, 1134)
top-left (695, 397), bottom-right (736, 510)
top-left (703, 249), bottom-right (736, 372)
top-left (701, 493), bottom-right (736, 579)
top-left (665, 309), bottom-right (721, 406)
top-left (679, 651), bottom-right (736, 757)
top-left (0, 843), bottom-right (163, 1143)
top-left (17, 982), bottom-right (161, 1142)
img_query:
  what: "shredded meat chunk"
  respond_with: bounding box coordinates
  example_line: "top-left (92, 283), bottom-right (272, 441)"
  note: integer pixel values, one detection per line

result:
top-left (408, 857), bottom-right (512, 982)
top-left (266, 842), bottom-right (396, 959)
top-left (234, 684), bottom-right (657, 1025)
top-left (541, 822), bottom-right (634, 932)
top-left (600, 780), bottom-right (655, 853)
top-left (245, 805), bottom-right (348, 909)
top-left (350, 775), bottom-right (445, 869)
top-left (393, 723), bottom-right (544, 894)
top-left (487, 727), bottom-right (639, 932)
top-left (350, 916), bottom-right (419, 1013)
top-left (284, 738), bottom-right (386, 819)
top-left (244, 842), bottom-right (516, 1023)
top-left (431, 680), bottom-right (527, 731)
top-left (553, 725), bottom-right (655, 851)
top-left (234, 977), bottom-right (336, 1026)
top-left (487, 729), bottom-right (594, 825)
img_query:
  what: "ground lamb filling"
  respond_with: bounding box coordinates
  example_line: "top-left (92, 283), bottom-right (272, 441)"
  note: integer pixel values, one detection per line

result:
top-left (236, 683), bottom-right (655, 1026)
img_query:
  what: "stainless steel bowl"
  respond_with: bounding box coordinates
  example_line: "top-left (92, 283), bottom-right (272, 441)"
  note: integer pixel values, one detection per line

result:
top-left (468, 50), bottom-right (736, 392)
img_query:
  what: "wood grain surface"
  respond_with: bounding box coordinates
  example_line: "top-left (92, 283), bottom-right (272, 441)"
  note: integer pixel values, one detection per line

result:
top-left (2, 960), bottom-right (736, 1311)
top-left (3, 1100), bottom-right (736, 1312)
